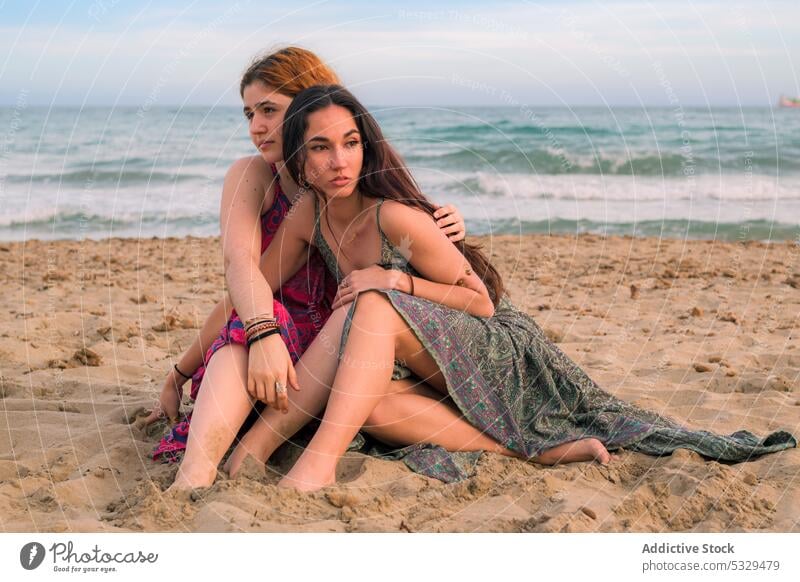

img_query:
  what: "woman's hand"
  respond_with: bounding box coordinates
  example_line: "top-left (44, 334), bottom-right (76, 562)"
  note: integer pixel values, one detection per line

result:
top-left (433, 204), bottom-right (466, 242)
top-left (331, 265), bottom-right (400, 310)
top-left (138, 367), bottom-right (186, 428)
top-left (247, 332), bottom-right (300, 413)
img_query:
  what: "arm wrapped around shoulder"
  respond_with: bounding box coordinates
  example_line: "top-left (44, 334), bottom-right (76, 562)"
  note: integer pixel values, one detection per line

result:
top-left (378, 200), bottom-right (500, 318)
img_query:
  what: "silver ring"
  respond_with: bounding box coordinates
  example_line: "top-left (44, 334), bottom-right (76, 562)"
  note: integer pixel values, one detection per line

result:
top-left (275, 381), bottom-right (287, 395)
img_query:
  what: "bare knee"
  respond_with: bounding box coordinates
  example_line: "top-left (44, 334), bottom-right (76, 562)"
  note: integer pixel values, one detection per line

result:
top-left (352, 291), bottom-right (406, 338)
top-left (202, 343), bottom-right (249, 394)
top-left (214, 342), bottom-right (248, 366)
top-left (353, 290), bottom-right (391, 315)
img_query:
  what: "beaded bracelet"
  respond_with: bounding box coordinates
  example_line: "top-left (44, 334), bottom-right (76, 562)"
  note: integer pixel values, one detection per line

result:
top-left (245, 316), bottom-right (278, 329)
top-left (245, 324), bottom-right (277, 336)
top-left (246, 320), bottom-right (281, 336)
top-left (243, 314), bottom-right (277, 329)
top-left (245, 324), bottom-right (278, 336)
top-left (245, 317), bottom-right (278, 329)
top-left (246, 327), bottom-right (281, 348)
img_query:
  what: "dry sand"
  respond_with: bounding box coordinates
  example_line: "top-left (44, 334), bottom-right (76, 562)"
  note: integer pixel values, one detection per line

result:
top-left (1, 234), bottom-right (798, 532)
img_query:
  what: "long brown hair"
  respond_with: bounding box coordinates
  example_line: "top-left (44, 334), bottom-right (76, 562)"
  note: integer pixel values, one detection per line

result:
top-left (282, 84), bottom-right (505, 305)
top-left (239, 46), bottom-right (340, 98)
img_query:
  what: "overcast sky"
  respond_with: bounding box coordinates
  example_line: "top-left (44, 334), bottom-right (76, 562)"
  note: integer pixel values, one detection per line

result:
top-left (1, 0), bottom-right (798, 107)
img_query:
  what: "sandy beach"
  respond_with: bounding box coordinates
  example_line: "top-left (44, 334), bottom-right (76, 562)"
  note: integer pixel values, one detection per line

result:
top-left (1, 233), bottom-right (798, 532)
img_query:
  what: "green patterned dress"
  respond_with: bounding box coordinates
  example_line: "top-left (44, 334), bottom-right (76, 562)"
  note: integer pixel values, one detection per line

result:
top-left (313, 197), bottom-right (796, 483)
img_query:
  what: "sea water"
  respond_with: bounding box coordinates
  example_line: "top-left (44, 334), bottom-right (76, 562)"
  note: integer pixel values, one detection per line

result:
top-left (0, 105), bottom-right (798, 241)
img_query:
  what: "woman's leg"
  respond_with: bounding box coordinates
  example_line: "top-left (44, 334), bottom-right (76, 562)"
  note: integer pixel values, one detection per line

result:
top-left (227, 308), bottom-right (513, 476)
top-left (279, 292), bottom-right (516, 490)
top-left (171, 303), bottom-right (501, 484)
top-left (352, 297), bottom-right (611, 467)
top-left (223, 306), bottom-right (350, 477)
top-left (533, 439), bottom-right (611, 465)
top-left (280, 292), bottom-right (612, 490)
top-left (363, 380), bottom-right (518, 457)
top-left (365, 386), bottom-right (610, 464)
top-left (278, 292), bottom-right (399, 490)
top-left (367, 384), bottom-right (611, 465)
top-left (170, 343), bottom-right (253, 490)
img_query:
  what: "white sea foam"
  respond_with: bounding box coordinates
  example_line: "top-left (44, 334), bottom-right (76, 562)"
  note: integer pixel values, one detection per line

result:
top-left (3, 105), bottom-right (799, 240)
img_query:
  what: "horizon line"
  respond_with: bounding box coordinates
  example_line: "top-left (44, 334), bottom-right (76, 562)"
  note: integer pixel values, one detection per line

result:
top-left (0, 102), bottom-right (791, 109)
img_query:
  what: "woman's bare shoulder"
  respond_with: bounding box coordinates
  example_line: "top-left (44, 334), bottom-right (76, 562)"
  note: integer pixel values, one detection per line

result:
top-left (280, 191), bottom-right (317, 241)
top-left (225, 155), bottom-right (273, 180)
top-left (225, 156), bottom-right (274, 191)
top-left (292, 190), bottom-right (316, 214)
top-left (379, 199), bottom-right (431, 235)
top-left (221, 155), bottom-right (276, 212)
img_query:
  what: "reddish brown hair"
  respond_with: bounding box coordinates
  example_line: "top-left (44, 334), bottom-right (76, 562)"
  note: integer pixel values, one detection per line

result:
top-left (239, 47), bottom-right (340, 98)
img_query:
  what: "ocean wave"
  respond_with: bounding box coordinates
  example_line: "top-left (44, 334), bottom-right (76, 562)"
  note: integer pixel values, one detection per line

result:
top-left (466, 218), bottom-right (799, 241)
top-left (5, 168), bottom-right (214, 186)
top-left (5, 211), bottom-right (795, 243)
top-left (406, 148), bottom-right (800, 176)
top-left (419, 123), bottom-right (622, 139)
top-left (0, 209), bottom-right (217, 231)
top-left (438, 173), bottom-right (800, 202)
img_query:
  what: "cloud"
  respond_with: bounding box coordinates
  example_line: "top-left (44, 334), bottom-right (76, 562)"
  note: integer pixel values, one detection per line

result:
top-left (0, 0), bottom-right (797, 106)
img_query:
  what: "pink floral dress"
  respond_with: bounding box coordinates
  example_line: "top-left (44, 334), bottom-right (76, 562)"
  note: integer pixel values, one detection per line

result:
top-left (153, 165), bottom-right (336, 462)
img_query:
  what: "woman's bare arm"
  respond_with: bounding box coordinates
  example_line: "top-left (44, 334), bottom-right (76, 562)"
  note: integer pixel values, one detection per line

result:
top-left (220, 156), bottom-right (281, 321)
top-left (242, 192), bottom-right (314, 410)
top-left (380, 200), bottom-right (495, 318)
top-left (257, 192), bottom-right (316, 288)
top-left (141, 156), bottom-right (273, 426)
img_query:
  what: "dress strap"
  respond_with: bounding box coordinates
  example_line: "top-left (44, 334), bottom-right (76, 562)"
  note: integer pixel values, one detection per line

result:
top-left (310, 194), bottom-right (343, 281)
top-left (375, 198), bottom-right (402, 268)
top-left (312, 194), bottom-right (322, 240)
top-left (270, 163), bottom-right (285, 199)
top-left (260, 163), bottom-right (286, 218)
top-left (375, 198), bottom-right (388, 241)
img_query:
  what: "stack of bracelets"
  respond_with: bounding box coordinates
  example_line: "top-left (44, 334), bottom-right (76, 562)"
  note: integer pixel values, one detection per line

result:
top-left (244, 314), bottom-right (282, 348)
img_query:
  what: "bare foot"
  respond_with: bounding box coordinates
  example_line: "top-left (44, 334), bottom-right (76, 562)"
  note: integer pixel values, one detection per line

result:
top-left (278, 472), bottom-right (335, 492)
top-left (163, 482), bottom-right (202, 500)
top-left (277, 458), bottom-right (335, 492)
top-left (534, 438), bottom-right (611, 466)
top-left (169, 465), bottom-right (217, 491)
top-left (224, 444), bottom-right (269, 478)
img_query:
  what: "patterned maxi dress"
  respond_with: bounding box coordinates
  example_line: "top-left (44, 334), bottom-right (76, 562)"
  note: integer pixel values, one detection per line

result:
top-left (314, 197), bottom-right (797, 483)
top-left (153, 167), bottom-right (337, 462)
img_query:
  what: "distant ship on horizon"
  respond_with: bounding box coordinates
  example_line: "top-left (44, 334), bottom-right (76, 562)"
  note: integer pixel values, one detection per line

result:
top-left (778, 95), bottom-right (800, 108)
